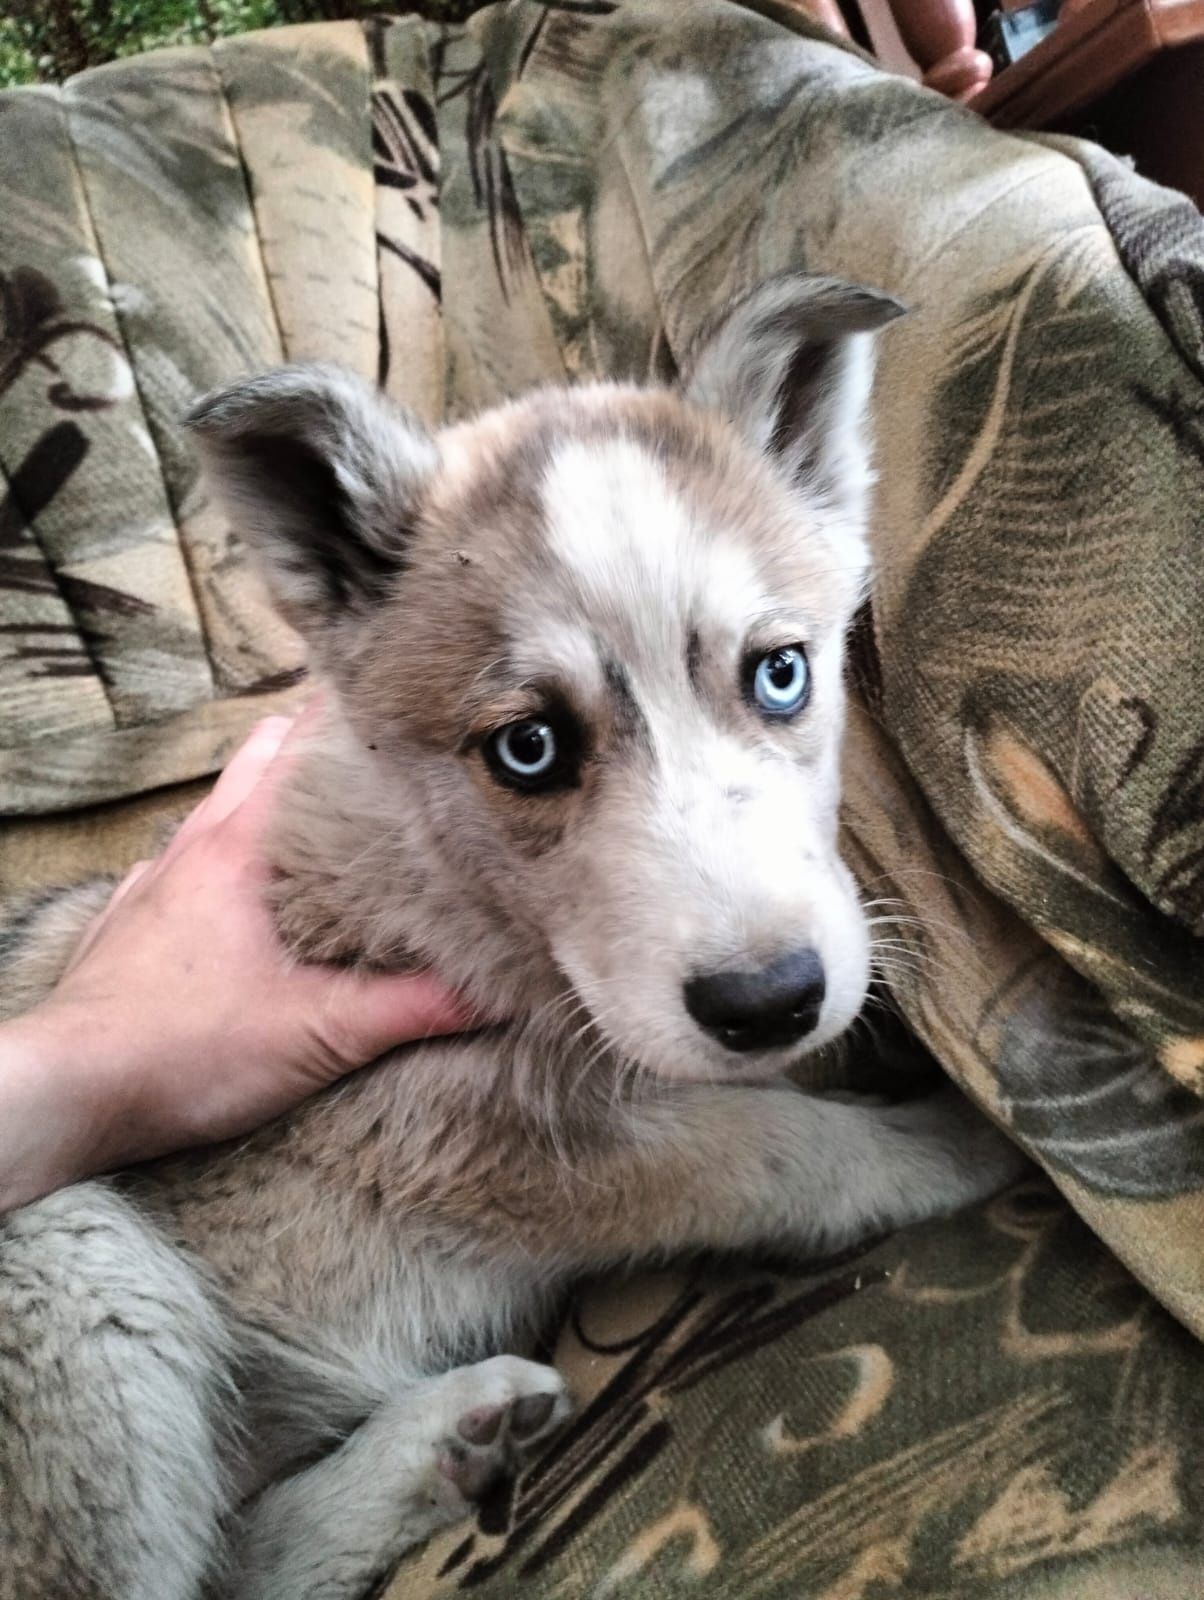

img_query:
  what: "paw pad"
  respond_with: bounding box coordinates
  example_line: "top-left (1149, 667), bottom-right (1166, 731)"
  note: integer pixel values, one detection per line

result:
top-left (509, 1392), bottom-right (555, 1438)
top-left (438, 1440), bottom-right (502, 1500)
top-left (435, 1363), bottom-right (571, 1505)
top-left (457, 1405), bottom-right (504, 1447)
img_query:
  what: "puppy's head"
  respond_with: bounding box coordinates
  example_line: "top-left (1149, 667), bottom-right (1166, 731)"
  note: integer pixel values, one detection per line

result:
top-left (188, 275), bottom-right (901, 1081)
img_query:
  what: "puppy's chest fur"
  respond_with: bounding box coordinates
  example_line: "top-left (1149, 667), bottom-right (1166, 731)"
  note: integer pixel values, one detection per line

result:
top-left (131, 1034), bottom-right (592, 1359)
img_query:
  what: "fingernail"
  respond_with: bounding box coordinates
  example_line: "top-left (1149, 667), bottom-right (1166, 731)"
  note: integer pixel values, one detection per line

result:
top-left (252, 715), bottom-right (294, 745)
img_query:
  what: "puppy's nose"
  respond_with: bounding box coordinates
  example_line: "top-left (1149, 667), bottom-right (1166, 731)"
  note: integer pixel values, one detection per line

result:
top-left (684, 948), bottom-right (826, 1054)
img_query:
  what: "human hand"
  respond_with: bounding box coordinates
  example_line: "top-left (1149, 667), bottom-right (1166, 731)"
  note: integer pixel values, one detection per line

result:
top-left (0, 707), bottom-right (480, 1209)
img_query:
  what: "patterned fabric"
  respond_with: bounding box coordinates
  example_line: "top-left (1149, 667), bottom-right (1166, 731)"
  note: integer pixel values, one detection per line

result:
top-left (399, 1183), bottom-right (1204, 1598)
top-left (3, 3), bottom-right (1204, 1594)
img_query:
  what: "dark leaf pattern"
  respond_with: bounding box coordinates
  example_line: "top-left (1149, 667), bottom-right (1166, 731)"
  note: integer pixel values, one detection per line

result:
top-left (0, 266), bottom-right (123, 411)
top-left (5, 5), bottom-right (1204, 1596)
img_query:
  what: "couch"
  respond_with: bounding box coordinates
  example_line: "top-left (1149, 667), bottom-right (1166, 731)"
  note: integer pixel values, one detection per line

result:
top-left (3, 2), bottom-right (1204, 1593)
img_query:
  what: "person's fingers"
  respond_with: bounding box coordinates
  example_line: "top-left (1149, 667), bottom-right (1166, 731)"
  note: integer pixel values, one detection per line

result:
top-left (223, 695), bottom-right (330, 844)
top-left (313, 968), bottom-right (488, 1072)
top-left (63, 859), bottom-right (153, 971)
top-left (107, 859), bottom-right (152, 910)
top-left (158, 714), bottom-right (298, 866)
top-left (188, 716), bottom-right (296, 832)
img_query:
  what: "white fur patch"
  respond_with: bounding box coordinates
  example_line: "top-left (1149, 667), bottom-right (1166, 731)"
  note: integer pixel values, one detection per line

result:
top-left (540, 437), bottom-right (764, 631)
top-left (543, 437), bottom-right (692, 598)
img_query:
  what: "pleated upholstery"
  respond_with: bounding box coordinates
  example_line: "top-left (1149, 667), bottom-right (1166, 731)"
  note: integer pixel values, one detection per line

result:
top-left (63, 48), bottom-right (291, 696)
top-left (370, 16), bottom-right (443, 421)
top-left (6, 9), bottom-right (1204, 1600)
top-left (0, 84), bottom-right (214, 745)
top-left (213, 24), bottom-right (380, 372)
top-left (0, 23), bottom-right (405, 813)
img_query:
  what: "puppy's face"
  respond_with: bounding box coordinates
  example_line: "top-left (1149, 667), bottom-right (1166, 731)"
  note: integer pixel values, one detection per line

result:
top-left (190, 275), bottom-right (901, 1082)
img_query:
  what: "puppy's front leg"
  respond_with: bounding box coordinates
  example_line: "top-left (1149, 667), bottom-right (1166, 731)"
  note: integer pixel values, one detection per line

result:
top-left (234, 1357), bottom-right (570, 1600)
top-left (590, 1084), bottom-right (1026, 1262)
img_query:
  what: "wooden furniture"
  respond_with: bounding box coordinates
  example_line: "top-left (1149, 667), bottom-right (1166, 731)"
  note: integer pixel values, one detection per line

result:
top-left (971, 0), bottom-right (1204, 209)
top-left (796, 0), bottom-right (1204, 210)
top-left (974, 0), bottom-right (1204, 121)
top-left (883, 0), bottom-right (994, 96)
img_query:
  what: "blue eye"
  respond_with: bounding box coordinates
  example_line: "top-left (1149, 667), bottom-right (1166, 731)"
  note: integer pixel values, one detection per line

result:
top-left (489, 719), bottom-right (558, 785)
top-left (751, 646), bottom-right (809, 716)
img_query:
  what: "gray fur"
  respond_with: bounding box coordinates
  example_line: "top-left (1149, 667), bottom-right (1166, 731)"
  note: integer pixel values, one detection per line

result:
top-left (0, 275), bottom-right (1022, 1600)
top-left (186, 365), bottom-right (438, 634)
top-left (685, 273), bottom-right (905, 540)
top-left (0, 1185), bottom-right (234, 1600)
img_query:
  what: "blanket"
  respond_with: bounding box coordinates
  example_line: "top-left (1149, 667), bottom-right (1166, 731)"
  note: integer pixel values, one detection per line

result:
top-left (2, 4), bottom-right (1203, 1593)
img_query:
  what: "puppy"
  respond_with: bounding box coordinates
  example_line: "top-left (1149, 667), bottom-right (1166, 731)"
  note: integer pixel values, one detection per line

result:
top-left (0, 276), bottom-right (1022, 1600)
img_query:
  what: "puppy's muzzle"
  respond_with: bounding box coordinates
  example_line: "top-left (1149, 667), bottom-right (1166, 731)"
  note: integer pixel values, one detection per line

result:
top-left (684, 948), bottom-right (826, 1054)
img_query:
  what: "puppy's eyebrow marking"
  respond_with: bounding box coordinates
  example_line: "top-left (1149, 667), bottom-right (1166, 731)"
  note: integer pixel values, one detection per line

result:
top-left (600, 652), bottom-right (649, 745)
top-left (685, 625), bottom-right (703, 692)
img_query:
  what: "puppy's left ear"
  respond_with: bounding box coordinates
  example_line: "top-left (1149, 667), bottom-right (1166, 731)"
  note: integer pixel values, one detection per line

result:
top-left (684, 274), bottom-right (904, 526)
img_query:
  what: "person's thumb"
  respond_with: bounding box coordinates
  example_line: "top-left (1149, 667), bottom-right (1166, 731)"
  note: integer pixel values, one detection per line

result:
top-left (310, 968), bottom-right (488, 1074)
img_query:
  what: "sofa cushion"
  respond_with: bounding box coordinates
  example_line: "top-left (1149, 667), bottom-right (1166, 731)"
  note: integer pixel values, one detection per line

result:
top-left (4, 4), bottom-right (1204, 1596)
top-left (393, 1180), bottom-right (1204, 1598)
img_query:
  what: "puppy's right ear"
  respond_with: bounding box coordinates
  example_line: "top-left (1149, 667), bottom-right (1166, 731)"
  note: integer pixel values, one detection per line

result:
top-left (683, 274), bottom-right (904, 539)
top-left (186, 364), bottom-right (436, 638)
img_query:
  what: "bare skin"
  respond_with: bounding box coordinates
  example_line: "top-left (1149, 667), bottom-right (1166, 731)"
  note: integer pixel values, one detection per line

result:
top-left (0, 708), bottom-right (478, 1215)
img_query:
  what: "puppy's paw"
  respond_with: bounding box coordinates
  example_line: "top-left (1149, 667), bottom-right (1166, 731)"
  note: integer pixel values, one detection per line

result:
top-left (900, 1085), bottom-right (1031, 1206)
top-left (430, 1356), bottom-right (571, 1506)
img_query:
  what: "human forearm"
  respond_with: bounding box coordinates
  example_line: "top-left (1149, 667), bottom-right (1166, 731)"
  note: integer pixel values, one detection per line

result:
top-left (0, 712), bottom-right (481, 1216)
top-left (0, 1006), bottom-right (121, 1214)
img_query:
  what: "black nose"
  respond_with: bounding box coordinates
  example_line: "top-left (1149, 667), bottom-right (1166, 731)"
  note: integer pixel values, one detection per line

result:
top-left (684, 948), bottom-right (826, 1054)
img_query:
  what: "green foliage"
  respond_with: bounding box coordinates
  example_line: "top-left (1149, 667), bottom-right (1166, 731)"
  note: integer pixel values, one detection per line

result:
top-left (0, 14), bottom-right (40, 85)
top-left (0, 0), bottom-right (485, 88)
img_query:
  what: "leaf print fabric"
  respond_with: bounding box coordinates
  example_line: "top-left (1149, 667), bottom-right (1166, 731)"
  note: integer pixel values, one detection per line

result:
top-left (3, 4), bottom-right (1204, 1594)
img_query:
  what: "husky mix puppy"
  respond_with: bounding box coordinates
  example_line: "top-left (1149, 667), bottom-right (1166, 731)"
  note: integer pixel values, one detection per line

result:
top-left (0, 277), bottom-right (1022, 1600)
